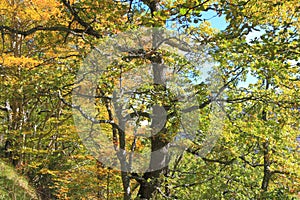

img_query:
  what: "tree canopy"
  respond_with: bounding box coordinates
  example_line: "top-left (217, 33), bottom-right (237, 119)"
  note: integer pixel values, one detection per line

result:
top-left (0, 0), bottom-right (299, 199)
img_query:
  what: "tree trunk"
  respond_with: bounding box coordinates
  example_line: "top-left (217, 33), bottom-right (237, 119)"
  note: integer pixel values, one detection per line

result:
top-left (137, 28), bottom-right (170, 199)
top-left (261, 141), bottom-right (271, 192)
top-left (261, 79), bottom-right (271, 197)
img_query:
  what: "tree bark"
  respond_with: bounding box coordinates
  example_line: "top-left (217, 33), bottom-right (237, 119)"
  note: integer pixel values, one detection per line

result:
top-left (137, 27), bottom-right (170, 199)
top-left (261, 141), bottom-right (271, 192)
top-left (261, 79), bottom-right (271, 197)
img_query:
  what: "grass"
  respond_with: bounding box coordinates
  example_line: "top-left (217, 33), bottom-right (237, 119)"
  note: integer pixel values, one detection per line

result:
top-left (0, 159), bottom-right (39, 200)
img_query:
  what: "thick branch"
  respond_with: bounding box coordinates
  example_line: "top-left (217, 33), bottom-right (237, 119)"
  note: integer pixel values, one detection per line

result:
top-left (61, 0), bottom-right (101, 38)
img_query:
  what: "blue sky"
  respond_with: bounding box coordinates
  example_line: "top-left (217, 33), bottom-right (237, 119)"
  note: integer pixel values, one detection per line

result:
top-left (199, 11), bottom-right (261, 88)
top-left (201, 10), bottom-right (227, 30)
top-left (162, 5), bottom-right (261, 88)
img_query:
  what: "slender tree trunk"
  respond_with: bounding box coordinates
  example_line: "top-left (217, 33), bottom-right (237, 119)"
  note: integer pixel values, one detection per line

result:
top-left (261, 141), bottom-right (271, 192)
top-left (99, 86), bottom-right (132, 200)
top-left (118, 108), bottom-right (132, 200)
top-left (261, 79), bottom-right (271, 197)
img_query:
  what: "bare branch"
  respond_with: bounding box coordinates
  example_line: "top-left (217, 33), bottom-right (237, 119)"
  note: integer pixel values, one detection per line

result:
top-left (0, 105), bottom-right (8, 111)
top-left (186, 148), bottom-right (236, 165)
top-left (238, 156), bottom-right (263, 167)
top-left (173, 176), bottom-right (214, 189)
top-left (271, 170), bottom-right (290, 175)
top-left (58, 90), bottom-right (118, 127)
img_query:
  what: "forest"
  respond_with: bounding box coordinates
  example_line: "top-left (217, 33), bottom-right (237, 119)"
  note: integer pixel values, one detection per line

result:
top-left (0, 0), bottom-right (299, 199)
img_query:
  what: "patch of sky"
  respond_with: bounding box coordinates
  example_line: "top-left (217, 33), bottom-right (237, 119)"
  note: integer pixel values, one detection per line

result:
top-left (185, 11), bottom-right (266, 88)
top-left (129, 2), bottom-right (266, 89)
top-left (201, 10), bottom-right (227, 30)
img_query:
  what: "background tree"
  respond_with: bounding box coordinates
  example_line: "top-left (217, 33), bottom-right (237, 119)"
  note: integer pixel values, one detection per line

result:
top-left (0, 0), bottom-right (299, 199)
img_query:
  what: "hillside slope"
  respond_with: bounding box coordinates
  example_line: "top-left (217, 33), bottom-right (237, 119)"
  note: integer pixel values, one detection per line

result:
top-left (0, 160), bottom-right (39, 200)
